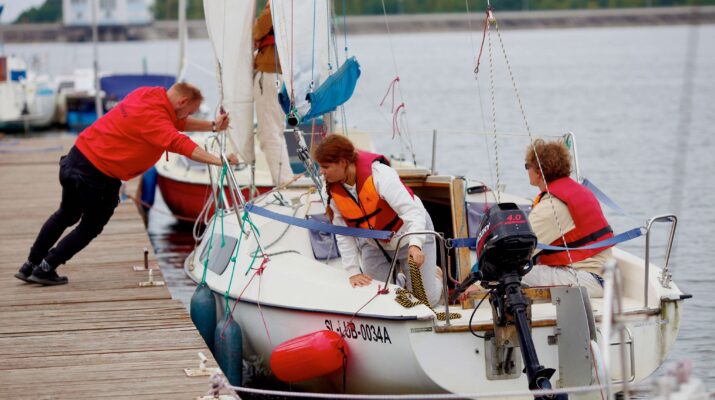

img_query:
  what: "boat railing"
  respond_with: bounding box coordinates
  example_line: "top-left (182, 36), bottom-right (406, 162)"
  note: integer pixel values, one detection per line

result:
top-left (601, 257), bottom-right (640, 398)
top-left (644, 214), bottom-right (677, 307)
top-left (383, 230), bottom-right (453, 325)
top-left (562, 131), bottom-right (581, 182)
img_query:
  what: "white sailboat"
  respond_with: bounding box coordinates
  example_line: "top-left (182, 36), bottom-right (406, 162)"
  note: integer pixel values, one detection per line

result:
top-left (182, 2), bottom-right (689, 396)
top-left (0, 54), bottom-right (57, 131)
top-left (185, 152), bottom-right (686, 395)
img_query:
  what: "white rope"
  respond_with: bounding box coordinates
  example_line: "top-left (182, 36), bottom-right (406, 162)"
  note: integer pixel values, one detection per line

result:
top-left (486, 16), bottom-right (501, 202)
top-left (206, 372), bottom-right (675, 400)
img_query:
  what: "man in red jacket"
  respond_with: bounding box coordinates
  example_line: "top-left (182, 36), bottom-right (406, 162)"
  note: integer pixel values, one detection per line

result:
top-left (14, 82), bottom-right (237, 285)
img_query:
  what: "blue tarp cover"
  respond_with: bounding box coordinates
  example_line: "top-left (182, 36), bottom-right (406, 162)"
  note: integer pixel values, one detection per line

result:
top-left (100, 74), bottom-right (175, 100)
top-left (277, 57), bottom-right (361, 123)
top-left (303, 57), bottom-right (360, 122)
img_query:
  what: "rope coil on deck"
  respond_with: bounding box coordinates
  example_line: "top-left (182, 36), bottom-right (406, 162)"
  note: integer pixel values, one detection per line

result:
top-left (394, 257), bottom-right (461, 321)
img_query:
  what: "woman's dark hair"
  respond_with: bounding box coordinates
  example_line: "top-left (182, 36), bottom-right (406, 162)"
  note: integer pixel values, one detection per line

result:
top-left (525, 139), bottom-right (572, 183)
top-left (313, 134), bottom-right (357, 164)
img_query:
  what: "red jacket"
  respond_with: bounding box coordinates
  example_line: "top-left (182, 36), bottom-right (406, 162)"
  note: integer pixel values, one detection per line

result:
top-left (328, 151), bottom-right (413, 234)
top-left (536, 177), bottom-right (613, 266)
top-left (75, 87), bottom-right (197, 181)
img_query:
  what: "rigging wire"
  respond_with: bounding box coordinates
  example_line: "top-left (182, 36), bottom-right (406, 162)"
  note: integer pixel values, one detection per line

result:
top-left (666, 16), bottom-right (700, 277)
top-left (482, 7), bottom-right (580, 280)
top-left (379, 0), bottom-right (417, 167)
top-left (465, 0), bottom-right (496, 188)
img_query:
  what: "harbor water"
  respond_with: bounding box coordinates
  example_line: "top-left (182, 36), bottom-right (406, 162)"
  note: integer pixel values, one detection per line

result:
top-left (5, 23), bottom-right (714, 390)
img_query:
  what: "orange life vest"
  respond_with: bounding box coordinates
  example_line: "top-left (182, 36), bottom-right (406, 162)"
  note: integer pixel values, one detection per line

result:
top-left (328, 151), bottom-right (413, 235)
top-left (535, 177), bottom-right (614, 266)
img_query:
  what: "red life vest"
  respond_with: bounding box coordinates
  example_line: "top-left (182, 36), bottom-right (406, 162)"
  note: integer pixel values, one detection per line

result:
top-left (328, 151), bottom-right (413, 235)
top-left (257, 33), bottom-right (276, 49)
top-left (535, 177), bottom-right (613, 266)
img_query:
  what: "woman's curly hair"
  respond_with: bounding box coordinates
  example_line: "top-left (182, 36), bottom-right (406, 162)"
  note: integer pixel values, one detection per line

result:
top-left (525, 139), bottom-right (571, 183)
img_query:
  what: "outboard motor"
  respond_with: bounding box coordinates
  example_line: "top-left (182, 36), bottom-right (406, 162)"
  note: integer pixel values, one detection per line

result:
top-left (475, 202), bottom-right (536, 282)
top-left (451, 203), bottom-right (536, 299)
top-left (452, 203), bottom-right (566, 400)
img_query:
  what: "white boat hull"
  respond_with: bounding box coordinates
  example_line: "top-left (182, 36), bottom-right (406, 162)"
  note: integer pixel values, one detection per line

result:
top-left (184, 180), bottom-right (685, 395)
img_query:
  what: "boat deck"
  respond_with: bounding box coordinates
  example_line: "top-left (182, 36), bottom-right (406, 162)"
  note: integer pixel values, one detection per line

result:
top-left (0, 135), bottom-right (227, 398)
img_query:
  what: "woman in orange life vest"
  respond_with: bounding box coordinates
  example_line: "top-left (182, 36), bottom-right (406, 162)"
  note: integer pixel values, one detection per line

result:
top-left (314, 135), bottom-right (442, 307)
top-left (522, 139), bottom-right (614, 298)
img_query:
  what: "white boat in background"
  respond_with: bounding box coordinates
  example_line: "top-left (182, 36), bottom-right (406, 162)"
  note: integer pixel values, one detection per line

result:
top-left (155, 0), bottom-right (345, 222)
top-left (0, 55), bottom-right (57, 132)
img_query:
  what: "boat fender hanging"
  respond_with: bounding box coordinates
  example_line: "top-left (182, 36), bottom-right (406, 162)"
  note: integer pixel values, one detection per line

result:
top-left (270, 330), bottom-right (348, 383)
top-left (215, 313), bottom-right (243, 386)
top-left (139, 166), bottom-right (158, 210)
top-left (190, 283), bottom-right (217, 352)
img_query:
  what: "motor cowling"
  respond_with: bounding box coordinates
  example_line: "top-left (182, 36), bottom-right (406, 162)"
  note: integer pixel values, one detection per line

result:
top-left (476, 203), bottom-right (537, 282)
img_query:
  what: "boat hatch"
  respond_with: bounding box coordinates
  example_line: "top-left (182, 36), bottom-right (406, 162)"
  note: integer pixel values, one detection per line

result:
top-left (199, 234), bottom-right (238, 275)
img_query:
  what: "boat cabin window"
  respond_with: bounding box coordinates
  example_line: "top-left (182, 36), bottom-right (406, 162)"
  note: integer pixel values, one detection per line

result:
top-left (199, 234), bottom-right (238, 275)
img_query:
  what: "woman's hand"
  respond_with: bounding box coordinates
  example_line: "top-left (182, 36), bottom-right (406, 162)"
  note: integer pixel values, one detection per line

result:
top-left (349, 274), bottom-right (373, 287)
top-left (408, 245), bottom-right (424, 267)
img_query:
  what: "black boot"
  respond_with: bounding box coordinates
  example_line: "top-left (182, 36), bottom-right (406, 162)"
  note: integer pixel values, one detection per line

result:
top-left (28, 260), bottom-right (69, 286)
top-left (14, 261), bottom-right (36, 283)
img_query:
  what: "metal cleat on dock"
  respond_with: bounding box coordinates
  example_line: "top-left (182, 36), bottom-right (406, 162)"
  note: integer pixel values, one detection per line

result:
top-left (133, 247), bottom-right (159, 271)
top-left (185, 352), bottom-right (222, 377)
top-left (138, 268), bottom-right (165, 287)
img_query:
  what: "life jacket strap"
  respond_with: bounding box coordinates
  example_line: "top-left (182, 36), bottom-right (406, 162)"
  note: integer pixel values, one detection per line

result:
top-left (539, 225), bottom-right (613, 256)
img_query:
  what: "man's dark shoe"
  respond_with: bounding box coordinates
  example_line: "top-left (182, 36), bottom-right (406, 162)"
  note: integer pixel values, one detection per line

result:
top-left (14, 261), bottom-right (37, 283)
top-left (28, 260), bottom-right (68, 286)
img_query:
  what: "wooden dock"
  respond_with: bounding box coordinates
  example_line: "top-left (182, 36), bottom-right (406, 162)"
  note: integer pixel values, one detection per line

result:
top-left (0, 135), bottom-right (228, 398)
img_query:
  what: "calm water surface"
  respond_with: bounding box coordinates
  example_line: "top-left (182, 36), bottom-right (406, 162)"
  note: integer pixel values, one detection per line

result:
top-left (7, 23), bottom-right (715, 390)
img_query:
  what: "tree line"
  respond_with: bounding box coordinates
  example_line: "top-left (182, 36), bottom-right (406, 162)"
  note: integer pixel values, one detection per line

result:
top-left (12, 0), bottom-right (715, 24)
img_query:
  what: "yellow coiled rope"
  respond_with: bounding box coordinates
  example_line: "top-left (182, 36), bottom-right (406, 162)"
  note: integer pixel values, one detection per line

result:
top-left (394, 257), bottom-right (461, 321)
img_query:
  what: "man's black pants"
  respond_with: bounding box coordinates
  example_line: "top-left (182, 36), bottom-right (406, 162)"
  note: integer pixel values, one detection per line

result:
top-left (28, 146), bottom-right (121, 269)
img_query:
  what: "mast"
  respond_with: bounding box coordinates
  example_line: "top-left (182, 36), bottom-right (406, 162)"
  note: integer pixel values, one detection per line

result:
top-left (91, 0), bottom-right (102, 118)
top-left (177, 0), bottom-right (188, 82)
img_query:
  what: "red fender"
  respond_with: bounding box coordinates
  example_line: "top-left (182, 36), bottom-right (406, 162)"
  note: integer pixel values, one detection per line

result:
top-left (270, 330), bottom-right (348, 383)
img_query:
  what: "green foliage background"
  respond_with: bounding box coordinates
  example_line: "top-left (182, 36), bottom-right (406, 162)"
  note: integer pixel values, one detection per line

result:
top-left (13, 0), bottom-right (715, 24)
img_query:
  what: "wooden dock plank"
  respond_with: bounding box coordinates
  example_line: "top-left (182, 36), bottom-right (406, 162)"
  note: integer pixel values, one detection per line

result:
top-left (0, 136), bottom-right (229, 398)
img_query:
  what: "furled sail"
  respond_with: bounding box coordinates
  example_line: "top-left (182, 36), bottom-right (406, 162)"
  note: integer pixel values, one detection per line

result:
top-left (303, 56), bottom-right (360, 122)
top-left (203, 1), bottom-right (256, 164)
top-left (176, 0), bottom-right (188, 82)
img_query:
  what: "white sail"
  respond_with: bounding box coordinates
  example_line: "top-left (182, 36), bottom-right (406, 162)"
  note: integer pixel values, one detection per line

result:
top-left (203, 0), bottom-right (256, 164)
top-left (271, 0), bottom-right (331, 120)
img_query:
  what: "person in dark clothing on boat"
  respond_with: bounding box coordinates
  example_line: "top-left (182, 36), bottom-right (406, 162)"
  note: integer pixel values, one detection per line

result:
top-left (522, 139), bottom-right (613, 297)
top-left (14, 82), bottom-right (236, 285)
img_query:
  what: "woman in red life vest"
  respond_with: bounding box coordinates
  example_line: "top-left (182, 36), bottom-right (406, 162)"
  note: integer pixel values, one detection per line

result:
top-left (314, 135), bottom-right (442, 307)
top-left (523, 139), bottom-right (613, 298)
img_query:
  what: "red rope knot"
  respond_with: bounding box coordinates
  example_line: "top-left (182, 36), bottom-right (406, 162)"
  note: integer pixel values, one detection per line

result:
top-left (377, 287), bottom-right (390, 295)
top-left (474, 8), bottom-right (492, 76)
top-left (256, 256), bottom-right (270, 275)
top-left (392, 103), bottom-right (405, 139)
top-left (379, 76), bottom-right (401, 112)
